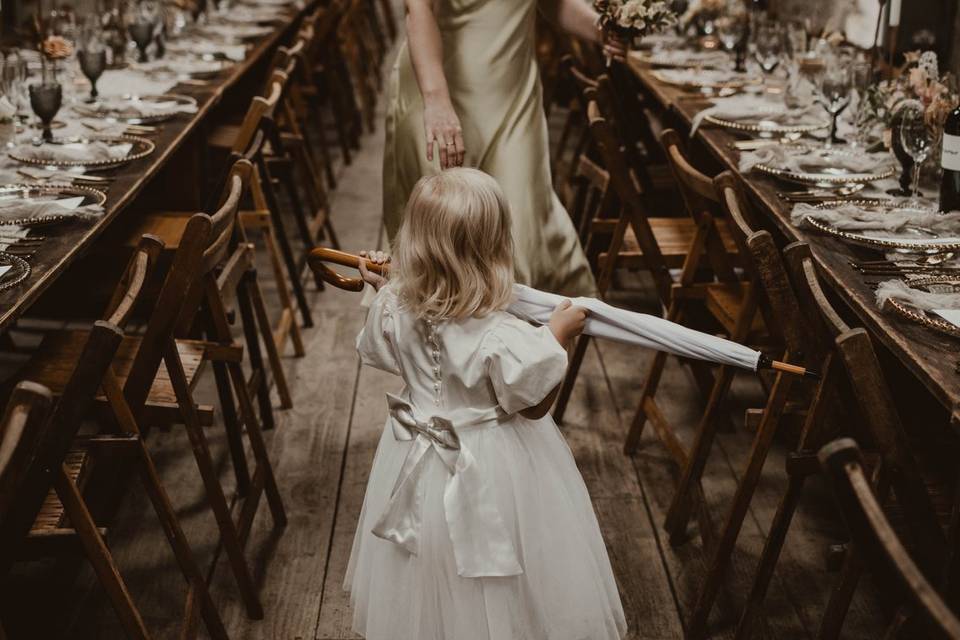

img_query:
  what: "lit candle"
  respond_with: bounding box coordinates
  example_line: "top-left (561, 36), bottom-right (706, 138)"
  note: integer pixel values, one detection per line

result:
top-left (889, 0), bottom-right (902, 26)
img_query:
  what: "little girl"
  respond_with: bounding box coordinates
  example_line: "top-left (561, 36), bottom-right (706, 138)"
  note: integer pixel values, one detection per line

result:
top-left (345, 168), bottom-right (626, 640)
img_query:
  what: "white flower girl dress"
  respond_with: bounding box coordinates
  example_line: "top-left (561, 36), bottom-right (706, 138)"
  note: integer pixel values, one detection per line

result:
top-left (345, 286), bottom-right (627, 640)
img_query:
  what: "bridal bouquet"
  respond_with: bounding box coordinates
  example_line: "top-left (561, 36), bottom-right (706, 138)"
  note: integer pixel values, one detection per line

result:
top-left (594, 0), bottom-right (678, 43)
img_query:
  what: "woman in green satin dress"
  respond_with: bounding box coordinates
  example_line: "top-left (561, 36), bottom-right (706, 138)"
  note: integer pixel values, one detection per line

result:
top-left (382, 0), bottom-right (624, 296)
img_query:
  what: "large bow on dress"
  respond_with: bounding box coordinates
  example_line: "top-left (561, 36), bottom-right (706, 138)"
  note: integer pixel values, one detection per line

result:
top-left (371, 393), bottom-right (523, 578)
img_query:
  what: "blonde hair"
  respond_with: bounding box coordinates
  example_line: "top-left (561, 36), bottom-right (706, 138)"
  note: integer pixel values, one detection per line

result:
top-left (391, 168), bottom-right (515, 320)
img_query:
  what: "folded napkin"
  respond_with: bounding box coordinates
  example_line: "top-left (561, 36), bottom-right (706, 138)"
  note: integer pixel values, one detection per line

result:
top-left (0, 96), bottom-right (16, 122)
top-left (792, 203), bottom-right (960, 237)
top-left (691, 94), bottom-right (824, 135)
top-left (656, 68), bottom-right (751, 87)
top-left (876, 279), bottom-right (960, 311)
top-left (0, 195), bottom-right (104, 222)
top-left (167, 39), bottom-right (248, 62)
top-left (15, 166), bottom-right (90, 182)
top-left (220, 7), bottom-right (284, 22)
top-left (11, 141), bottom-right (133, 164)
top-left (90, 96), bottom-right (198, 119)
top-left (739, 145), bottom-right (894, 173)
top-left (133, 58), bottom-right (226, 77)
top-left (202, 23), bottom-right (273, 40)
top-left (97, 69), bottom-right (180, 98)
top-left (642, 49), bottom-right (732, 70)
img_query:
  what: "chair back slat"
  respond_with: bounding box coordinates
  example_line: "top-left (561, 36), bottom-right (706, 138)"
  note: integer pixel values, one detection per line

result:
top-left (783, 242), bottom-right (848, 344)
top-left (232, 77), bottom-right (285, 154)
top-left (660, 129), bottom-right (738, 284)
top-left (103, 235), bottom-right (165, 328)
top-left (587, 99), bottom-right (674, 303)
top-left (819, 438), bottom-right (960, 640)
top-left (0, 382), bottom-right (53, 529)
top-left (715, 172), bottom-right (805, 353)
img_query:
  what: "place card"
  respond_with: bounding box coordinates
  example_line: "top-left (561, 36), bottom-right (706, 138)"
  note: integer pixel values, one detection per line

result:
top-left (934, 309), bottom-right (960, 330)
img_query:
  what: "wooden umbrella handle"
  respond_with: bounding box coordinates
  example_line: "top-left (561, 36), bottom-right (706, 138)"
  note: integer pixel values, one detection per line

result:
top-left (307, 248), bottom-right (390, 292)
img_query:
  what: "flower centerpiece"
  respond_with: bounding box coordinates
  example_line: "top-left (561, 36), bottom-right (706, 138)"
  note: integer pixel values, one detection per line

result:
top-left (594, 0), bottom-right (678, 46)
top-left (861, 51), bottom-right (959, 143)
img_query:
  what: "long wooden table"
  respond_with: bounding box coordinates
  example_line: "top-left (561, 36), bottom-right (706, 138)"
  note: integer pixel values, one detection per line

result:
top-left (628, 54), bottom-right (960, 424)
top-left (0, 5), bottom-right (310, 332)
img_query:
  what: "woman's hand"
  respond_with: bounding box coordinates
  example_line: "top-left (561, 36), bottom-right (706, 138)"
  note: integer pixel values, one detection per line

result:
top-left (423, 97), bottom-right (465, 169)
top-left (602, 31), bottom-right (629, 62)
top-left (548, 299), bottom-right (588, 348)
top-left (358, 249), bottom-right (390, 291)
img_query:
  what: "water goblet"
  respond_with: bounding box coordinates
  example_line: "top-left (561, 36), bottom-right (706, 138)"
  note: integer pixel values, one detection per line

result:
top-left (78, 48), bottom-right (107, 101)
top-left (716, 16), bottom-right (745, 56)
top-left (898, 101), bottom-right (934, 208)
top-left (753, 22), bottom-right (782, 77)
top-left (817, 63), bottom-right (851, 148)
top-left (128, 20), bottom-right (154, 63)
top-left (29, 82), bottom-right (63, 142)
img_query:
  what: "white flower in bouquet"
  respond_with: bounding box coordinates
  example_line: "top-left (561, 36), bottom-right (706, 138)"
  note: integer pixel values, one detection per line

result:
top-left (595, 0), bottom-right (678, 38)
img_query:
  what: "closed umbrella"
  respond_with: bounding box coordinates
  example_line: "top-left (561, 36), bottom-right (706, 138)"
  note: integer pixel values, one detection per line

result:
top-left (308, 249), bottom-right (816, 379)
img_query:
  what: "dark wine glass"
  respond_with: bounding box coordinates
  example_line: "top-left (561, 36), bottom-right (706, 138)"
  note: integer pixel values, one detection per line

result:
top-left (78, 49), bottom-right (106, 101)
top-left (29, 83), bottom-right (63, 142)
top-left (128, 20), bottom-right (154, 62)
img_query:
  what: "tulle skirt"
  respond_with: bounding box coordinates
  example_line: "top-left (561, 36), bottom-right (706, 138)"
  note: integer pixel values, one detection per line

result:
top-left (344, 414), bottom-right (627, 640)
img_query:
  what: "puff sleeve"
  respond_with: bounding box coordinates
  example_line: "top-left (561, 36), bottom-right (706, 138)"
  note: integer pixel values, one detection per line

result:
top-left (484, 317), bottom-right (568, 415)
top-left (356, 286), bottom-right (400, 375)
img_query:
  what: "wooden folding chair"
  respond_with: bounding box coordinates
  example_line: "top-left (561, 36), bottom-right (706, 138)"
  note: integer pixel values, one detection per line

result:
top-left (819, 438), bottom-right (960, 640)
top-left (0, 238), bottom-right (228, 639)
top-left (338, 0), bottom-right (383, 133)
top-left (20, 162), bottom-right (287, 621)
top-left (675, 174), bottom-right (815, 639)
top-left (734, 243), bottom-right (947, 640)
top-left (553, 120), bottom-right (743, 426)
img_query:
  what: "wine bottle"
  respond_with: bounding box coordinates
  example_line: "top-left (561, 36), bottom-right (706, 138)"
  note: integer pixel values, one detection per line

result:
top-left (940, 104), bottom-right (960, 212)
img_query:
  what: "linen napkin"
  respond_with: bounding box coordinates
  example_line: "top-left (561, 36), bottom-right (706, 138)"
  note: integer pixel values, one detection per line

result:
top-left (15, 166), bottom-right (91, 183)
top-left (790, 203), bottom-right (960, 245)
top-left (89, 96), bottom-right (198, 119)
top-left (640, 49), bottom-right (732, 70)
top-left (0, 194), bottom-right (104, 222)
top-left (690, 94), bottom-right (824, 135)
top-left (655, 68), bottom-right (752, 87)
top-left (875, 279), bottom-right (960, 312)
top-left (133, 58), bottom-right (227, 78)
top-left (202, 23), bottom-right (273, 40)
top-left (739, 145), bottom-right (894, 173)
top-left (10, 141), bottom-right (133, 164)
top-left (167, 40), bottom-right (248, 62)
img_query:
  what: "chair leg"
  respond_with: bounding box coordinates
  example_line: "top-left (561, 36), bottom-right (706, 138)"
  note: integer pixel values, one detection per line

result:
top-left (243, 268), bottom-right (293, 411)
top-left (205, 280), bottom-right (288, 528)
top-left (133, 441), bottom-right (230, 640)
top-left (553, 334), bottom-right (590, 424)
top-left (817, 547), bottom-right (864, 640)
top-left (210, 357), bottom-right (252, 495)
top-left (682, 371), bottom-right (796, 640)
top-left (258, 157), bottom-right (317, 321)
top-left (249, 211), bottom-right (305, 357)
top-left (624, 348), bottom-right (669, 454)
top-left (55, 467), bottom-right (152, 640)
top-left (165, 338), bottom-right (264, 619)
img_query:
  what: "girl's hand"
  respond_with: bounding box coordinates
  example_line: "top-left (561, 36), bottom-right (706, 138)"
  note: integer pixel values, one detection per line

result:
top-left (549, 299), bottom-right (588, 347)
top-left (423, 97), bottom-right (465, 169)
top-left (359, 249), bottom-right (390, 291)
top-left (602, 31), bottom-right (628, 62)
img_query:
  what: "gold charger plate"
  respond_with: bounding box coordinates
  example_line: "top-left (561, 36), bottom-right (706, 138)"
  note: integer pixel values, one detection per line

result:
top-left (704, 114), bottom-right (828, 135)
top-left (883, 277), bottom-right (960, 339)
top-left (756, 161), bottom-right (897, 187)
top-left (0, 184), bottom-right (107, 226)
top-left (8, 135), bottom-right (155, 170)
top-left (803, 202), bottom-right (960, 252)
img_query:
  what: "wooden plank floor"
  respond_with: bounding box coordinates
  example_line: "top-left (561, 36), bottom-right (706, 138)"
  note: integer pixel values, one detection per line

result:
top-left (2, 35), bottom-right (887, 640)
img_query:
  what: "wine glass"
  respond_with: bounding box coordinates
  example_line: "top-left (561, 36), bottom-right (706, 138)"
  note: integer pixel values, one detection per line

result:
top-left (1, 51), bottom-right (28, 125)
top-left (898, 102), bottom-right (933, 208)
top-left (753, 22), bottom-right (782, 77)
top-left (127, 0), bottom-right (161, 63)
top-left (78, 48), bottom-right (107, 102)
top-left (29, 82), bottom-right (63, 142)
top-left (849, 58), bottom-right (874, 148)
top-left (816, 62), bottom-right (851, 148)
top-left (716, 16), bottom-right (745, 56)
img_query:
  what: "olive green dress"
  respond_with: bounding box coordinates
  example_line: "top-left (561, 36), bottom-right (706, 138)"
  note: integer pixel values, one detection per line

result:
top-left (382, 0), bottom-right (596, 296)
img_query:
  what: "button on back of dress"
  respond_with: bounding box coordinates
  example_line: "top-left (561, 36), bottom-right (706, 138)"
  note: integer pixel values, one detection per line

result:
top-left (424, 319), bottom-right (443, 405)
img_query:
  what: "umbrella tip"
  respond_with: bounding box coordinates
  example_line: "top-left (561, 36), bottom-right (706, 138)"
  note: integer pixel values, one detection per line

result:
top-left (803, 369), bottom-right (822, 382)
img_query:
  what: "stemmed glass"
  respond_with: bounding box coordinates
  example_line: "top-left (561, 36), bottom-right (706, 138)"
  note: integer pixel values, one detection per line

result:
top-left (0, 51), bottom-right (28, 126)
top-left (753, 22), bottom-right (782, 77)
top-left (898, 101), bottom-right (934, 208)
top-left (816, 62), bottom-right (851, 148)
top-left (127, 0), bottom-right (161, 63)
top-left (716, 16), bottom-right (745, 57)
top-left (849, 58), bottom-right (874, 148)
top-left (29, 82), bottom-right (62, 143)
top-left (78, 18), bottom-right (107, 102)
